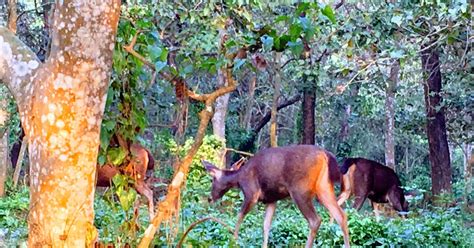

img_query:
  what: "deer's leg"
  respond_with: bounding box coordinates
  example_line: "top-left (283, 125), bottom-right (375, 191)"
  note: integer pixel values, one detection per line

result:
top-left (337, 172), bottom-right (352, 206)
top-left (291, 193), bottom-right (321, 248)
top-left (317, 185), bottom-right (350, 248)
top-left (234, 194), bottom-right (258, 240)
top-left (371, 200), bottom-right (380, 220)
top-left (352, 194), bottom-right (367, 211)
top-left (134, 181), bottom-right (155, 221)
top-left (262, 202), bottom-right (276, 248)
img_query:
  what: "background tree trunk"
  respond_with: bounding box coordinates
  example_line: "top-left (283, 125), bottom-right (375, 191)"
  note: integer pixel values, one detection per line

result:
top-left (211, 67), bottom-right (229, 166)
top-left (385, 59), bottom-right (399, 170)
top-left (7, 0), bottom-right (16, 33)
top-left (301, 76), bottom-right (316, 145)
top-left (211, 24), bottom-right (231, 166)
top-left (0, 1), bottom-right (120, 245)
top-left (421, 43), bottom-right (452, 196)
top-left (463, 143), bottom-right (472, 203)
top-left (0, 97), bottom-right (9, 197)
top-left (242, 73), bottom-right (256, 131)
top-left (270, 52), bottom-right (282, 147)
top-left (0, 130), bottom-right (8, 197)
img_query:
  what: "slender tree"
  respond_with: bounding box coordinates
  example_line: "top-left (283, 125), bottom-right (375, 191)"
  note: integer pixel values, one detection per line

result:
top-left (384, 60), bottom-right (400, 170)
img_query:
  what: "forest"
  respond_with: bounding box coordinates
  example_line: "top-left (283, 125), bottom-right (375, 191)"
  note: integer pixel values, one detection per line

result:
top-left (0, 0), bottom-right (472, 247)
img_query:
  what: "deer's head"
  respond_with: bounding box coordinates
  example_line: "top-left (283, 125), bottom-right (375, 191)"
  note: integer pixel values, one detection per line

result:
top-left (202, 160), bottom-right (235, 203)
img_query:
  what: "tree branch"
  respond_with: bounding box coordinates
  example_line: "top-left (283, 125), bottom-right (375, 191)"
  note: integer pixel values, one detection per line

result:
top-left (0, 27), bottom-right (41, 112)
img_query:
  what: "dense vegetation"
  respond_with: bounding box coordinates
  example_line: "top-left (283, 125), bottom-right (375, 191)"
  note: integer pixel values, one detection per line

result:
top-left (0, 0), bottom-right (472, 247)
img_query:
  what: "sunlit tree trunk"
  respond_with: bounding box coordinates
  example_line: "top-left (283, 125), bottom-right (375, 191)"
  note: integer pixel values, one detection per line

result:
top-left (270, 52), bottom-right (282, 147)
top-left (0, 1), bottom-right (120, 246)
top-left (421, 43), bottom-right (452, 196)
top-left (384, 60), bottom-right (399, 170)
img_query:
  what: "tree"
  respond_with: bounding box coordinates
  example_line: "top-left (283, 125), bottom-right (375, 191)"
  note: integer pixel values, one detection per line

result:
top-left (0, 1), bottom-right (120, 245)
top-left (421, 43), bottom-right (452, 196)
top-left (384, 60), bottom-right (400, 170)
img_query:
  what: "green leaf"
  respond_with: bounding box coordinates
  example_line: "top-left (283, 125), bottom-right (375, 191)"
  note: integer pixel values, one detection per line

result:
top-left (275, 15), bottom-right (290, 23)
top-left (107, 147), bottom-right (127, 166)
top-left (321, 5), bottom-right (336, 24)
top-left (288, 40), bottom-right (304, 56)
top-left (99, 129), bottom-right (111, 151)
top-left (391, 15), bottom-right (403, 26)
top-left (260, 35), bottom-right (274, 51)
top-left (155, 61), bottom-right (167, 72)
top-left (289, 23), bottom-right (303, 40)
top-left (148, 46), bottom-right (162, 62)
top-left (390, 49), bottom-right (405, 59)
top-left (98, 154), bottom-right (107, 166)
top-left (183, 64), bottom-right (194, 75)
top-left (103, 120), bottom-right (116, 131)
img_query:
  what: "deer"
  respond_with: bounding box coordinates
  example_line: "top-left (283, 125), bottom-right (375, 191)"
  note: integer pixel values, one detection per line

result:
top-left (336, 157), bottom-right (408, 217)
top-left (96, 143), bottom-right (155, 220)
top-left (203, 145), bottom-right (350, 248)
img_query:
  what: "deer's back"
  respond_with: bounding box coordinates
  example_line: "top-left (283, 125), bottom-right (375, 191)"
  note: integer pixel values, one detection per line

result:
top-left (243, 145), bottom-right (329, 203)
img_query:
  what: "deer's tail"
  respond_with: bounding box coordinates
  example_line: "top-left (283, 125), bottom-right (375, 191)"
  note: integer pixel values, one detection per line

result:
top-left (340, 158), bottom-right (358, 174)
top-left (326, 151), bottom-right (341, 184)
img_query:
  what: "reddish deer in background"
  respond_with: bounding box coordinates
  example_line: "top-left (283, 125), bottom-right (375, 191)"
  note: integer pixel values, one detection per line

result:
top-left (336, 158), bottom-right (408, 216)
top-left (96, 143), bottom-right (155, 220)
top-left (203, 145), bottom-right (350, 248)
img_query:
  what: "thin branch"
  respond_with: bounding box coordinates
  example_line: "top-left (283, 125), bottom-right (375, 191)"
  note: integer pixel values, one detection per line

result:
top-left (225, 148), bottom-right (254, 157)
top-left (334, 0), bottom-right (345, 10)
top-left (281, 58), bottom-right (296, 69)
top-left (177, 217), bottom-right (234, 248)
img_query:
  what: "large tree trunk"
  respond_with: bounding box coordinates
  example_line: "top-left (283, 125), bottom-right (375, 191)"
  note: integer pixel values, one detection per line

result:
top-left (301, 77), bottom-right (316, 144)
top-left (270, 52), bottom-right (282, 147)
top-left (421, 44), bottom-right (452, 196)
top-left (0, 1), bottom-right (120, 246)
top-left (384, 60), bottom-right (399, 170)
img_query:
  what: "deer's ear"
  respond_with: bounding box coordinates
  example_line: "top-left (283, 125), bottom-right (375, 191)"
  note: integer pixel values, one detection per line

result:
top-left (202, 160), bottom-right (223, 179)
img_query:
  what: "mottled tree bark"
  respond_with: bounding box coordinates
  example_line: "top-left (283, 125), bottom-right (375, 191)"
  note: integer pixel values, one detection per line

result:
top-left (270, 52), bottom-right (282, 147)
top-left (421, 44), bottom-right (452, 196)
top-left (384, 60), bottom-right (399, 170)
top-left (301, 77), bottom-right (316, 144)
top-left (0, 1), bottom-right (120, 246)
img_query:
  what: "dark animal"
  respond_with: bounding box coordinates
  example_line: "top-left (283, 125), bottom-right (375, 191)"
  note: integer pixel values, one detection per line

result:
top-left (203, 145), bottom-right (350, 248)
top-left (96, 143), bottom-right (155, 220)
top-left (337, 158), bottom-right (408, 214)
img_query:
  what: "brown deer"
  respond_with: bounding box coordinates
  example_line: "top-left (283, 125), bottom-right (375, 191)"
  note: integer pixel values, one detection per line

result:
top-left (203, 145), bottom-right (350, 248)
top-left (96, 143), bottom-right (155, 220)
top-left (336, 158), bottom-right (408, 216)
